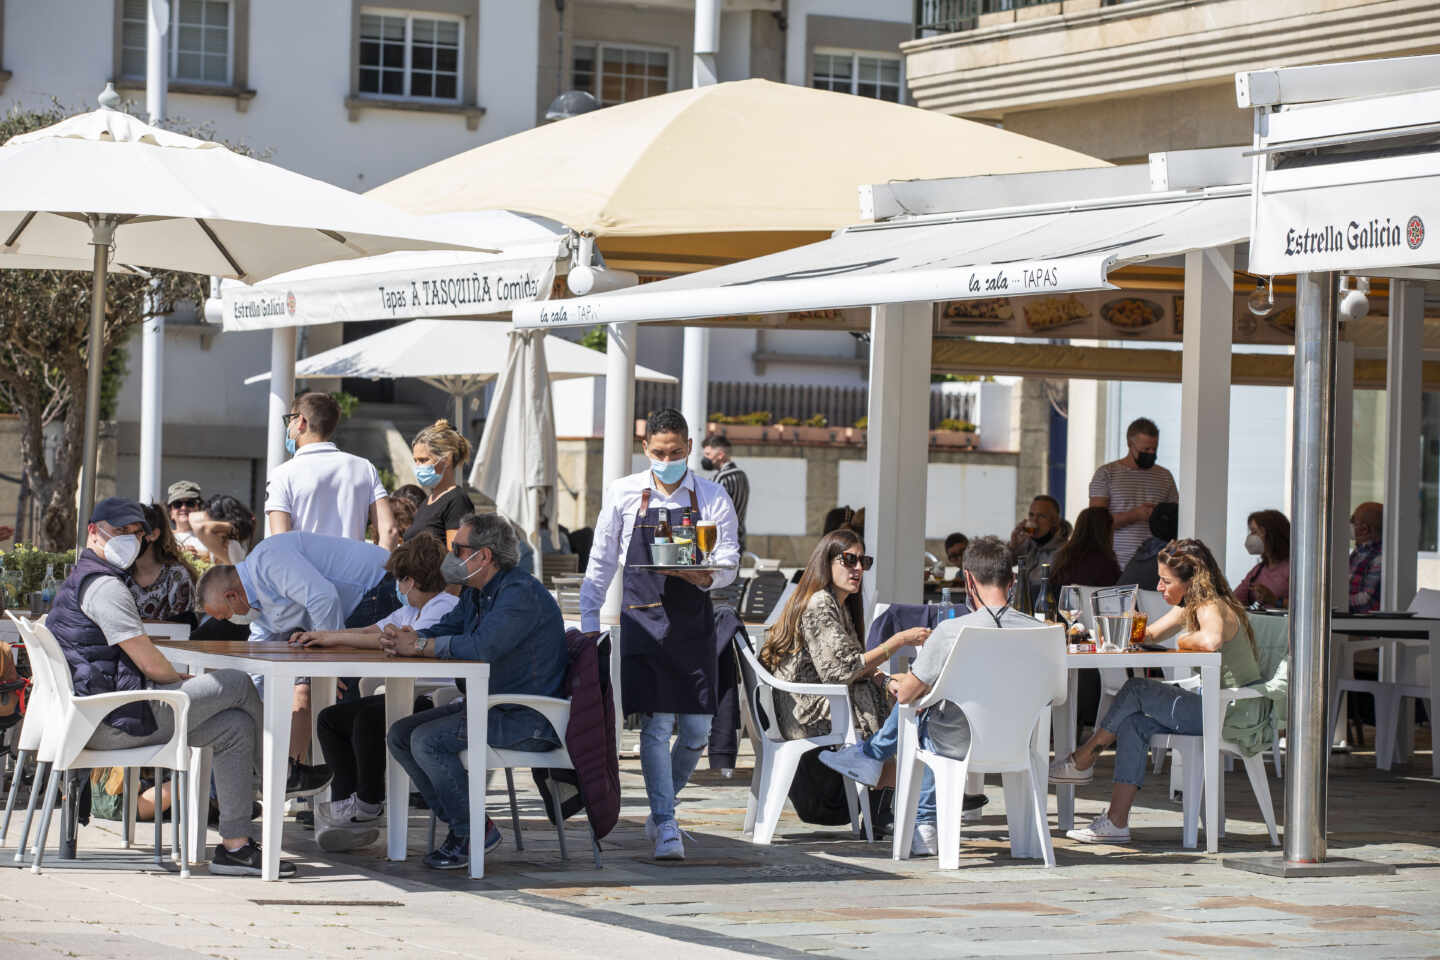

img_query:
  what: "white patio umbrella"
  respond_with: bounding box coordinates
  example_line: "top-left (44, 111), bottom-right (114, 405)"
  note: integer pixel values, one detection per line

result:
top-left (0, 102), bottom-right (492, 543)
top-left (242, 317), bottom-right (676, 428)
top-left (470, 331), bottom-right (557, 576)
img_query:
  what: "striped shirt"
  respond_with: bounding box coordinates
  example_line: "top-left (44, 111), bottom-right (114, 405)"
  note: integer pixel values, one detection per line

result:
top-left (715, 461), bottom-right (749, 546)
top-left (1089, 459), bottom-right (1179, 567)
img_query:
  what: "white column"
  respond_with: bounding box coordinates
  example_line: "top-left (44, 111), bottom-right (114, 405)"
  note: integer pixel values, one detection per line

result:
top-left (862, 302), bottom-right (932, 620)
top-left (137, 0), bottom-right (169, 503)
top-left (265, 327), bottom-right (297, 503)
top-left (680, 0), bottom-right (720, 465)
top-left (681, 328), bottom-right (709, 468)
top-left (1065, 377), bottom-right (1101, 521)
top-left (601, 322), bottom-right (636, 752)
top-left (1177, 245), bottom-right (1234, 556)
top-left (1331, 341), bottom-right (1355, 612)
top-left (1383, 280), bottom-right (1422, 610)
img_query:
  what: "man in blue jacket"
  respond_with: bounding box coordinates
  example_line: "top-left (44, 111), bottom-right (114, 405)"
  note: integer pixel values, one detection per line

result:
top-left (381, 512), bottom-right (567, 870)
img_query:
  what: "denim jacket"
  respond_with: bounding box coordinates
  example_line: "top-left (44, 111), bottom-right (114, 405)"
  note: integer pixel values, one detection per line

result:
top-left (419, 566), bottom-right (568, 748)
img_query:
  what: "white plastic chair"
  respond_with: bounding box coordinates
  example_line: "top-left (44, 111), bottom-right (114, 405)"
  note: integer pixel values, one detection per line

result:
top-left (1150, 681), bottom-right (1280, 848)
top-left (14, 617), bottom-right (195, 874)
top-left (435, 693), bottom-right (602, 868)
top-left (733, 638), bottom-right (871, 845)
top-left (1332, 588), bottom-right (1438, 768)
top-left (892, 623), bottom-right (1066, 869)
top-left (1, 614), bottom-right (53, 852)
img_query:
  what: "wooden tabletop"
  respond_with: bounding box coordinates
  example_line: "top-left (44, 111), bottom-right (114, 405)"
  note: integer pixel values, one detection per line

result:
top-left (153, 639), bottom-right (485, 665)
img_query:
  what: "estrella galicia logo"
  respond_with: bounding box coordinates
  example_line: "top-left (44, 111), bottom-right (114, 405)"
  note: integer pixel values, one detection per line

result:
top-left (286, 291), bottom-right (297, 316)
top-left (1407, 216), bottom-right (1424, 251)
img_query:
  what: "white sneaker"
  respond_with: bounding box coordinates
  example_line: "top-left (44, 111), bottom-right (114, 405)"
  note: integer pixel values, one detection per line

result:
top-left (653, 818), bottom-right (685, 860)
top-left (1049, 754), bottom-right (1094, 785)
top-left (910, 822), bottom-right (938, 857)
top-left (319, 795), bottom-right (384, 827)
top-left (1065, 813), bottom-right (1130, 844)
top-left (819, 743), bottom-right (883, 788)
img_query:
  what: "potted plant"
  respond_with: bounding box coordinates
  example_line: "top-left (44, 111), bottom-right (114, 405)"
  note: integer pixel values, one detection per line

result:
top-left (789, 412), bottom-right (839, 444)
top-left (708, 411), bottom-right (772, 443)
top-left (846, 416), bottom-right (868, 444)
top-left (931, 418), bottom-right (980, 449)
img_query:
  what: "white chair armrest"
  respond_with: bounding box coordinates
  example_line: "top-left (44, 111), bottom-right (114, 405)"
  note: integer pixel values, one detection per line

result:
top-left (757, 675), bottom-right (853, 698)
top-left (55, 690), bottom-right (192, 769)
top-left (485, 693), bottom-right (571, 735)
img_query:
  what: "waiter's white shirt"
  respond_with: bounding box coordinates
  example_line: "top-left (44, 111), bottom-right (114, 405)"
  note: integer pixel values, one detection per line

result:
top-left (580, 468), bottom-right (739, 633)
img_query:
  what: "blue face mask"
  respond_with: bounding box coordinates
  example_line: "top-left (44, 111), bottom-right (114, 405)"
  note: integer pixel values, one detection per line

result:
top-left (395, 579), bottom-right (410, 606)
top-left (415, 463), bottom-right (441, 488)
top-left (284, 434), bottom-right (297, 456)
top-left (650, 458), bottom-right (687, 485)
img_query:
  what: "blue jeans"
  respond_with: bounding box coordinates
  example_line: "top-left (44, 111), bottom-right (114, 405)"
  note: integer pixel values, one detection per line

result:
top-left (860, 704), bottom-right (939, 825)
top-left (386, 701), bottom-right (557, 840)
top-left (1100, 676), bottom-right (1203, 787)
top-left (639, 712), bottom-right (712, 824)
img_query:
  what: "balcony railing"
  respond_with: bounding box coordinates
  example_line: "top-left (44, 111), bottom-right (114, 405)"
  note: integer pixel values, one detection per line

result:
top-left (914, 0), bottom-right (1139, 37)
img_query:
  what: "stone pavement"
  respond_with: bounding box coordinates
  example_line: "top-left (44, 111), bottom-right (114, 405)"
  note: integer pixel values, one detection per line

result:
top-left (2, 737), bottom-right (1437, 959)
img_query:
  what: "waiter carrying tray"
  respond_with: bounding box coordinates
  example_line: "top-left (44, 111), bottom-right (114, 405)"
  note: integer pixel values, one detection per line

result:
top-left (581, 408), bottom-right (740, 860)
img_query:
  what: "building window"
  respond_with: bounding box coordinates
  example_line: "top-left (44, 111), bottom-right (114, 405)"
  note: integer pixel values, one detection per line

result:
top-left (812, 50), bottom-right (901, 102)
top-left (120, 0), bottom-right (233, 85)
top-left (357, 9), bottom-right (461, 101)
top-left (572, 42), bottom-right (671, 106)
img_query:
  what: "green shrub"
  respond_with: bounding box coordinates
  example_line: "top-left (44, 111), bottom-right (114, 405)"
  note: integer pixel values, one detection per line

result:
top-left (738, 411), bottom-right (773, 426)
top-left (778, 416), bottom-right (801, 426)
top-left (938, 418), bottom-right (978, 433)
top-left (853, 416), bottom-right (868, 429)
top-left (0, 543), bottom-right (77, 600)
top-left (805, 413), bottom-right (828, 428)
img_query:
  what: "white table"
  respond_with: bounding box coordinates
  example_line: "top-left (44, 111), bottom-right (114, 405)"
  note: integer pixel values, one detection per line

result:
top-left (155, 641), bottom-right (490, 881)
top-left (1052, 649), bottom-right (1222, 852)
top-left (1330, 614), bottom-right (1439, 776)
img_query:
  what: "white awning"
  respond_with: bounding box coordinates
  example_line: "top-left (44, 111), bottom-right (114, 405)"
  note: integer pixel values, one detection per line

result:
top-left (513, 190), bottom-right (1250, 329)
top-left (221, 210), bottom-right (569, 331)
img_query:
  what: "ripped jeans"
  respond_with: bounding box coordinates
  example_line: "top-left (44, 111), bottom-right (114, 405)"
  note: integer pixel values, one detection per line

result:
top-left (1100, 676), bottom-right (1203, 787)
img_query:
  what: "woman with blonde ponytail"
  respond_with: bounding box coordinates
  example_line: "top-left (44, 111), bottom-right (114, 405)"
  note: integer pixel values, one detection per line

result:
top-left (1050, 537), bottom-right (1264, 844)
top-left (405, 419), bottom-right (474, 548)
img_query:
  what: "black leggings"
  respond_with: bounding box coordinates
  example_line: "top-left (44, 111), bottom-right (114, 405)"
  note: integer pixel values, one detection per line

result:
top-left (317, 693), bottom-right (433, 803)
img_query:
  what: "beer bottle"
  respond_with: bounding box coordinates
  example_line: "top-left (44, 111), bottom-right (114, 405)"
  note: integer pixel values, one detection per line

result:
top-left (654, 516), bottom-right (672, 543)
top-left (679, 509), bottom-right (696, 563)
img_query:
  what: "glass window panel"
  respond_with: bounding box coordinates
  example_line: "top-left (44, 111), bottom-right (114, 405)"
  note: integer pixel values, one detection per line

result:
top-left (359, 67), bottom-right (380, 93)
top-left (413, 45), bottom-right (433, 70)
top-left (648, 51), bottom-right (666, 68)
top-left (122, 21), bottom-right (146, 47)
top-left (603, 47), bottom-right (624, 67)
top-left (625, 75), bottom-right (644, 102)
top-left (412, 73), bottom-right (432, 97)
top-left (856, 81), bottom-right (877, 99)
top-left (203, 57), bottom-right (227, 83)
top-left (124, 0), bottom-right (146, 18)
top-left (880, 59), bottom-right (901, 83)
top-left (121, 48), bottom-right (146, 80)
top-left (359, 40), bottom-right (380, 66)
top-left (572, 44), bottom-right (595, 68)
top-left (383, 17), bottom-right (405, 40)
top-left (204, 26), bottom-right (227, 54)
top-left (858, 58), bottom-right (879, 83)
top-left (178, 25), bottom-right (203, 52)
top-left (413, 18), bottom-right (434, 43)
top-left (879, 84), bottom-right (900, 102)
top-left (207, 1), bottom-right (228, 24)
top-left (601, 74), bottom-right (623, 105)
top-left (176, 52), bottom-right (203, 79)
top-left (435, 74), bottom-right (457, 99)
top-left (437, 20), bottom-right (459, 45)
top-left (178, 0), bottom-right (204, 24)
top-left (382, 43), bottom-right (403, 68)
top-left (360, 13), bottom-right (383, 38)
top-left (436, 47), bottom-right (457, 72)
top-left (381, 70), bottom-right (403, 95)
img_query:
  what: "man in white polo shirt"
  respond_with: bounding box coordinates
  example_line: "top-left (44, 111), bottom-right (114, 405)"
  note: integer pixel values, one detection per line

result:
top-left (267, 392), bottom-right (399, 549)
top-left (1089, 417), bottom-right (1179, 568)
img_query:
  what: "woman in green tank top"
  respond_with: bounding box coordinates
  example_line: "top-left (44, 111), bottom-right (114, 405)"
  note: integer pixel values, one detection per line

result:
top-left (1048, 538), bottom-right (1260, 844)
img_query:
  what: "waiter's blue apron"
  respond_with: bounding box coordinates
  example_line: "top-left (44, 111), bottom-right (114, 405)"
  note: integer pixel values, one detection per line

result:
top-left (620, 487), bottom-right (717, 715)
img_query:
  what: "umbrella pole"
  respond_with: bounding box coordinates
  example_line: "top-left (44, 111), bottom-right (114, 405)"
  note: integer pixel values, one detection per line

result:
top-left (76, 216), bottom-right (117, 549)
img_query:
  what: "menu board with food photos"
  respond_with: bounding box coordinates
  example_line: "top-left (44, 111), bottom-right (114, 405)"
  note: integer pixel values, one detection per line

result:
top-left (936, 291), bottom-right (1299, 344)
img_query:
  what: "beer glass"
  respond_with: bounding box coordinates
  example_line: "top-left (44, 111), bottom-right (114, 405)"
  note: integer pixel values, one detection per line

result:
top-left (696, 520), bottom-right (717, 565)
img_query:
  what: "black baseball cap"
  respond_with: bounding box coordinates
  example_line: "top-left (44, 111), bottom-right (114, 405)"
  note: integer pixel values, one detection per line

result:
top-left (90, 497), bottom-right (149, 532)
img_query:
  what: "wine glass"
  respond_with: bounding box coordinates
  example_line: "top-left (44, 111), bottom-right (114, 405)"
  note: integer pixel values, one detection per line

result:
top-left (1057, 586), bottom-right (1082, 629)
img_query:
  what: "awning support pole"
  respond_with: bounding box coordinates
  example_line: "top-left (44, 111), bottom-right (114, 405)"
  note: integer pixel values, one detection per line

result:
top-left (264, 327), bottom-right (297, 536)
top-left (1177, 245), bottom-right (1234, 555)
top-left (601, 321), bottom-right (636, 753)
top-left (1384, 278), bottom-right (1423, 762)
top-left (77, 216), bottom-right (118, 550)
top-left (862, 302), bottom-right (931, 635)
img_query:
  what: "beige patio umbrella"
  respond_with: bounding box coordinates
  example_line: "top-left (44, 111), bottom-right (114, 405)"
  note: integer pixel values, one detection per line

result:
top-left (368, 78), bottom-right (1106, 272)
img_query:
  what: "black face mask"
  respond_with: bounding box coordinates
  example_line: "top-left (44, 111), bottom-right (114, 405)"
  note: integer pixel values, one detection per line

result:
top-left (700, 457), bottom-right (716, 472)
top-left (1134, 451), bottom-right (1157, 470)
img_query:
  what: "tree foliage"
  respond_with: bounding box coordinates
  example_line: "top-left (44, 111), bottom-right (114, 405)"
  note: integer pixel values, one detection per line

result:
top-left (0, 102), bottom-right (230, 549)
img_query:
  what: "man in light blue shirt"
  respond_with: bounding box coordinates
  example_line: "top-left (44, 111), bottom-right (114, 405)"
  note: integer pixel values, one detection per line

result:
top-left (196, 532), bottom-right (392, 794)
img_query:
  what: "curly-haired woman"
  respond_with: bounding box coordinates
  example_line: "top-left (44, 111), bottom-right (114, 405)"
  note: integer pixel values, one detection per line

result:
top-left (1050, 537), bottom-right (1263, 844)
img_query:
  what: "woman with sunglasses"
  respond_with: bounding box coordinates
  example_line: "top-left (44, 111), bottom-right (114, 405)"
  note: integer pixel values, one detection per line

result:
top-left (760, 529), bottom-right (928, 749)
